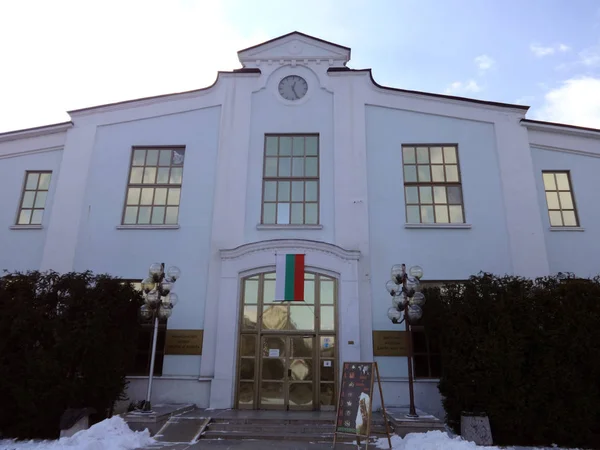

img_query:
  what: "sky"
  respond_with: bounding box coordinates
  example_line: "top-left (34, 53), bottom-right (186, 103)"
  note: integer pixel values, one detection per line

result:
top-left (1, 0), bottom-right (599, 133)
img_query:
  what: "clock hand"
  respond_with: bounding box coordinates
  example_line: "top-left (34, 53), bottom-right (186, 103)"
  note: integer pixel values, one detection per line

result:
top-left (291, 82), bottom-right (299, 98)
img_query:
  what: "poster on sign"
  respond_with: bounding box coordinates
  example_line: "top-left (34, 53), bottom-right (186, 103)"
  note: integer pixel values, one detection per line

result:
top-left (332, 362), bottom-right (391, 449)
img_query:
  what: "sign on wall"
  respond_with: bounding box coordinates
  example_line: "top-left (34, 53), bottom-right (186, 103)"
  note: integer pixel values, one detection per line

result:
top-left (165, 330), bottom-right (204, 355)
top-left (372, 331), bottom-right (409, 357)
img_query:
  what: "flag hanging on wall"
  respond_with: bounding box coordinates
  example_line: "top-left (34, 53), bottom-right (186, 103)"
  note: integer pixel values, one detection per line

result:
top-left (275, 254), bottom-right (305, 301)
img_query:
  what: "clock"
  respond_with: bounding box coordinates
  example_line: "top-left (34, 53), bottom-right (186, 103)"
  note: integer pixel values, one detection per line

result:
top-left (278, 75), bottom-right (308, 101)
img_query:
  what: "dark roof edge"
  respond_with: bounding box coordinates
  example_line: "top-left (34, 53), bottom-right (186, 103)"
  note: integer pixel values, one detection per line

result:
top-left (521, 118), bottom-right (600, 134)
top-left (238, 31), bottom-right (351, 54)
top-left (68, 68), bottom-right (261, 115)
top-left (327, 67), bottom-right (530, 111)
top-left (0, 121), bottom-right (73, 138)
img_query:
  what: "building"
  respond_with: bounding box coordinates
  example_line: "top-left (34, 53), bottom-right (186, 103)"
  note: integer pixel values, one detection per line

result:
top-left (1, 32), bottom-right (599, 418)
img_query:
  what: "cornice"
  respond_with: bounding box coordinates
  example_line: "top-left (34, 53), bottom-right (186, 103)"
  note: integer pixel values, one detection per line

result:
top-left (530, 143), bottom-right (600, 159)
top-left (522, 119), bottom-right (600, 139)
top-left (0, 145), bottom-right (63, 160)
top-left (220, 239), bottom-right (361, 261)
top-left (0, 122), bottom-right (72, 143)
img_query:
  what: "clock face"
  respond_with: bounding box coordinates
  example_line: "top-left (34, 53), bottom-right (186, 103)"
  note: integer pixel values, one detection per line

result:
top-left (278, 75), bottom-right (308, 101)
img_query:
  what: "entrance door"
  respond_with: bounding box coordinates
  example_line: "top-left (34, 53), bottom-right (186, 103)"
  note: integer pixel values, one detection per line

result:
top-left (259, 335), bottom-right (315, 410)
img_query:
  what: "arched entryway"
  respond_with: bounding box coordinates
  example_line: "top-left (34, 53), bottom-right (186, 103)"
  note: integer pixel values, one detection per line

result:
top-left (235, 270), bottom-right (337, 410)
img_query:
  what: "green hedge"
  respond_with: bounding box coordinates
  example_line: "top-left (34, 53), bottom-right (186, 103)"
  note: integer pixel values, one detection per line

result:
top-left (422, 273), bottom-right (600, 448)
top-left (0, 271), bottom-right (143, 439)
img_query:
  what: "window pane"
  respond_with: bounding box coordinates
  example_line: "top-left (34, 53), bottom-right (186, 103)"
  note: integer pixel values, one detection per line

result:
top-left (263, 203), bottom-right (276, 224)
top-left (138, 207), bottom-right (151, 224)
top-left (433, 186), bottom-right (447, 204)
top-left (38, 173), bottom-right (51, 190)
top-left (26, 173), bottom-right (40, 190)
top-left (127, 188), bottom-right (141, 205)
top-left (277, 203), bottom-right (290, 224)
top-left (405, 186), bottom-right (418, 204)
top-left (151, 207), bottom-right (166, 224)
top-left (418, 165), bottom-right (431, 182)
top-left (549, 210), bottom-right (563, 226)
top-left (169, 167), bottom-right (183, 184)
top-left (143, 167), bottom-right (157, 184)
top-left (146, 150), bottom-right (159, 166)
top-left (130, 167), bottom-right (143, 183)
top-left (159, 150), bottom-right (172, 166)
top-left (291, 203), bottom-right (304, 224)
top-left (167, 188), bottom-right (181, 205)
top-left (240, 335), bottom-right (256, 357)
top-left (266, 136), bottom-right (279, 156)
top-left (172, 150), bottom-right (185, 165)
top-left (305, 203), bottom-right (318, 224)
top-left (320, 306), bottom-right (334, 331)
top-left (240, 359), bottom-right (255, 380)
top-left (446, 165), bottom-right (459, 182)
top-left (124, 207), bottom-right (138, 224)
top-left (289, 306), bottom-right (315, 331)
top-left (305, 157), bottom-right (318, 177)
top-left (543, 173), bottom-right (556, 190)
top-left (404, 165), bottom-right (417, 182)
top-left (265, 157), bottom-right (278, 176)
top-left (18, 209), bottom-right (32, 225)
top-left (293, 137), bottom-right (304, 156)
top-left (141, 188), bottom-right (154, 205)
top-left (430, 147), bottom-right (443, 164)
top-left (243, 305), bottom-right (258, 330)
top-left (419, 186), bottom-right (433, 204)
top-left (406, 205), bottom-right (420, 223)
top-left (264, 181), bottom-right (277, 201)
top-left (263, 305), bottom-right (288, 330)
top-left (244, 279), bottom-right (259, 304)
top-left (292, 157), bottom-right (304, 176)
top-left (421, 206), bottom-right (434, 223)
top-left (165, 206), bottom-right (179, 224)
top-left (562, 211), bottom-right (577, 226)
top-left (34, 192), bottom-right (47, 208)
top-left (291, 181), bottom-right (304, 201)
top-left (403, 147), bottom-right (415, 164)
top-left (305, 181), bottom-right (318, 202)
top-left (559, 191), bottom-right (574, 209)
top-left (263, 278), bottom-right (275, 302)
top-left (133, 149), bottom-right (146, 166)
top-left (154, 188), bottom-right (167, 205)
top-left (157, 168), bottom-right (170, 184)
top-left (431, 165), bottom-right (445, 182)
top-left (279, 157), bottom-right (291, 176)
top-left (447, 186), bottom-right (462, 204)
top-left (320, 279), bottom-right (335, 305)
top-left (435, 205), bottom-right (449, 223)
top-left (30, 209), bottom-right (44, 225)
top-left (305, 136), bottom-right (318, 155)
top-left (278, 181), bottom-right (290, 201)
top-left (21, 191), bottom-right (35, 208)
top-left (416, 147), bottom-right (429, 163)
top-left (443, 146), bottom-right (457, 163)
top-left (304, 279), bottom-right (315, 304)
top-left (449, 205), bottom-right (464, 223)
top-left (546, 192), bottom-right (559, 209)
top-left (279, 137), bottom-right (292, 155)
top-left (555, 173), bottom-right (570, 190)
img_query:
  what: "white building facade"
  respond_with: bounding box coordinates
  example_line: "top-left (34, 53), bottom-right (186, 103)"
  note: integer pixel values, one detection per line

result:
top-left (1, 32), bottom-right (599, 418)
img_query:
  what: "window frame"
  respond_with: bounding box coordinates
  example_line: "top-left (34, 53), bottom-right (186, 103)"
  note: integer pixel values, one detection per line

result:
top-left (260, 133), bottom-right (320, 226)
top-left (401, 143), bottom-right (466, 224)
top-left (121, 146), bottom-right (186, 226)
top-left (541, 170), bottom-right (579, 227)
top-left (15, 170), bottom-right (53, 226)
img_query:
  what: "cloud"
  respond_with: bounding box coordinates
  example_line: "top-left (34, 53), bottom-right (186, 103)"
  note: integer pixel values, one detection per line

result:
top-left (444, 80), bottom-right (482, 95)
top-left (579, 45), bottom-right (600, 67)
top-left (474, 54), bottom-right (495, 72)
top-left (515, 95), bottom-right (535, 105)
top-left (530, 43), bottom-right (570, 57)
top-left (535, 77), bottom-right (600, 128)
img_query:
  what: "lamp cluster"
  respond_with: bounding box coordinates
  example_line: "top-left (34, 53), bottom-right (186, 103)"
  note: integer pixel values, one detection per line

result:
top-left (386, 264), bottom-right (426, 324)
top-left (139, 263), bottom-right (181, 321)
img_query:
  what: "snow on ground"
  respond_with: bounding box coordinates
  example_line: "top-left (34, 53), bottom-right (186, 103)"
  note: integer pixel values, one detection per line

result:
top-left (0, 416), bottom-right (154, 450)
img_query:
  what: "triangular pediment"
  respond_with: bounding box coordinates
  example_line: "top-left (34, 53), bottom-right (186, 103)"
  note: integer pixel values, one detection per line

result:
top-left (237, 31), bottom-right (351, 68)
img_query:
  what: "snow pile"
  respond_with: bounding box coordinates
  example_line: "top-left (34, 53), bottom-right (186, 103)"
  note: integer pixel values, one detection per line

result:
top-left (0, 416), bottom-right (154, 450)
top-left (376, 431), bottom-right (486, 450)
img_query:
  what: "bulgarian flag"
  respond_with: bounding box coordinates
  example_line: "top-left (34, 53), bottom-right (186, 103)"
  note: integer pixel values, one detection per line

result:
top-left (275, 254), bottom-right (305, 301)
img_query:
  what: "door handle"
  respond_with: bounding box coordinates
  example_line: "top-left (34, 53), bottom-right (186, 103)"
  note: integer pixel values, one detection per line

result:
top-left (288, 368), bottom-right (292, 378)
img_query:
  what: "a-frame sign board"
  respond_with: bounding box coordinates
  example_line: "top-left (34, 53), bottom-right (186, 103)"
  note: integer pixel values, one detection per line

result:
top-left (332, 362), bottom-right (392, 449)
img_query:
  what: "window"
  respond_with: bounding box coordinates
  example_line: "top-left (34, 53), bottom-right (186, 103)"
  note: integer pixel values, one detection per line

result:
top-left (122, 147), bottom-right (185, 225)
top-left (411, 327), bottom-right (441, 379)
top-left (542, 171), bottom-right (578, 227)
top-left (124, 280), bottom-right (166, 376)
top-left (16, 171), bottom-right (52, 225)
top-left (261, 135), bottom-right (319, 225)
top-left (402, 145), bottom-right (465, 224)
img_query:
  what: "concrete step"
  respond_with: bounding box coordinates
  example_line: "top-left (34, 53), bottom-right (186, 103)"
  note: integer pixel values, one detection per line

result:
top-left (206, 422), bottom-right (391, 434)
top-left (202, 429), bottom-right (378, 443)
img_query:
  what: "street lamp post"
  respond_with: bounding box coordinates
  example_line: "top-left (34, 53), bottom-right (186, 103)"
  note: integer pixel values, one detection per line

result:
top-left (139, 262), bottom-right (181, 413)
top-left (386, 263), bottom-right (425, 418)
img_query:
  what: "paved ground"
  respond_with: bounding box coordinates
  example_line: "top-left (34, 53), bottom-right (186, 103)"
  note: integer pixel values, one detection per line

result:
top-left (139, 439), bottom-right (368, 449)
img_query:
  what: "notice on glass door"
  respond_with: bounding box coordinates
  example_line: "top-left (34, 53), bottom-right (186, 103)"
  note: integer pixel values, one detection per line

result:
top-left (268, 349), bottom-right (280, 357)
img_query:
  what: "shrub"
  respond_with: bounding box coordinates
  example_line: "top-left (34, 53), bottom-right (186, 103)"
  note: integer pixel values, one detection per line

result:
top-left (422, 273), bottom-right (600, 449)
top-left (0, 270), bottom-right (143, 439)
